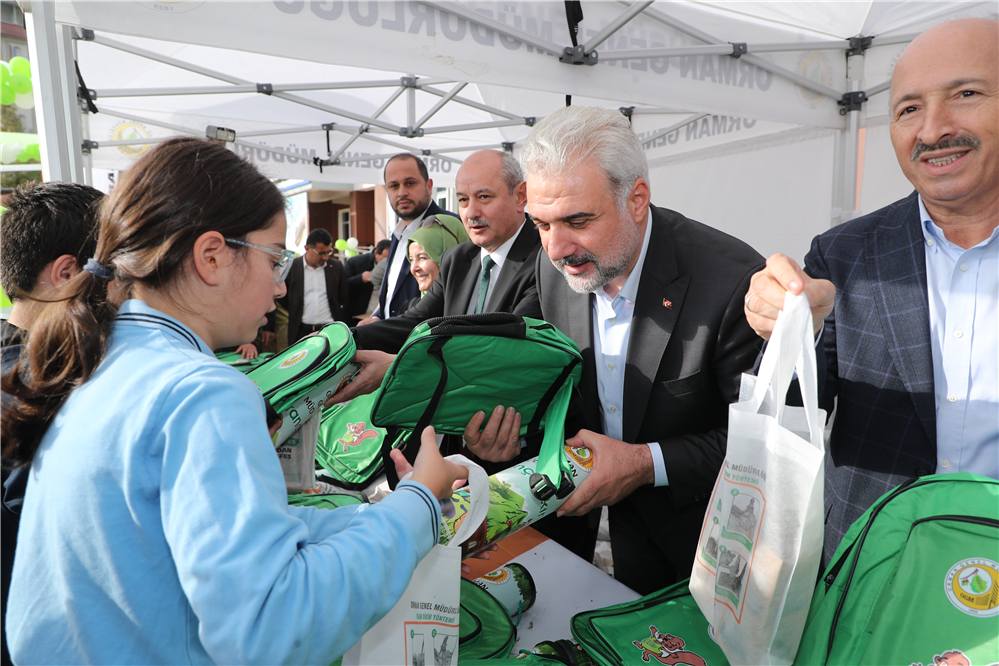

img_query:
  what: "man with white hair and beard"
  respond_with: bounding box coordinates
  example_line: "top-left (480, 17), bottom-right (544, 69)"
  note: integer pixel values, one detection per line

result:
top-left (521, 105), bottom-right (764, 593)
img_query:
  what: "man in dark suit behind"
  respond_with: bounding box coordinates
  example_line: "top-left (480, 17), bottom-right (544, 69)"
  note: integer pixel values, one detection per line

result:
top-left (520, 106), bottom-right (764, 593)
top-left (746, 18), bottom-right (998, 564)
top-left (359, 154), bottom-right (458, 324)
top-left (281, 228), bottom-right (349, 344)
top-left (343, 239), bottom-right (390, 320)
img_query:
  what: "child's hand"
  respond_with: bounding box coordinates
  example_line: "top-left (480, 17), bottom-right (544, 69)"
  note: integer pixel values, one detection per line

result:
top-left (390, 426), bottom-right (469, 499)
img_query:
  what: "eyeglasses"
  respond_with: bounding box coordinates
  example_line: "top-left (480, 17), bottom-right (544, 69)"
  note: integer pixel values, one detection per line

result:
top-left (225, 238), bottom-right (296, 284)
top-left (419, 214), bottom-right (461, 244)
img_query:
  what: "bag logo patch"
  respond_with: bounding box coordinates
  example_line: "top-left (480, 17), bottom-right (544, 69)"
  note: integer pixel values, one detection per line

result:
top-left (480, 568), bottom-right (511, 584)
top-left (565, 445), bottom-right (594, 469)
top-left (338, 422), bottom-right (379, 452)
top-left (632, 626), bottom-right (708, 666)
top-left (280, 349), bottom-right (309, 369)
top-left (945, 558), bottom-right (999, 618)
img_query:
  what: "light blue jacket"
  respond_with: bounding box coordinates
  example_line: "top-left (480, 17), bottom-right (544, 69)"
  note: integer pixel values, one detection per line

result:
top-left (6, 300), bottom-right (441, 664)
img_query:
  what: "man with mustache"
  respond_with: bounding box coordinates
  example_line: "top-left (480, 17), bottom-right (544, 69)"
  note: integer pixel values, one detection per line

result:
top-left (745, 18), bottom-right (998, 563)
top-left (521, 106), bottom-right (764, 592)
top-left (360, 153), bottom-right (457, 324)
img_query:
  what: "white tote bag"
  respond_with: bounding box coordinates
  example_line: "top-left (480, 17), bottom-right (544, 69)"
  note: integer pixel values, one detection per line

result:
top-left (342, 455), bottom-right (488, 666)
top-left (690, 292), bottom-right (826, 666)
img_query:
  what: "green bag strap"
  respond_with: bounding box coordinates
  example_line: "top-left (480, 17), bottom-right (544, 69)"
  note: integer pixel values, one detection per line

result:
top-left (528, 375), bottom-right (576, 502)
top-left (383, 337), bottom-right (450, 489)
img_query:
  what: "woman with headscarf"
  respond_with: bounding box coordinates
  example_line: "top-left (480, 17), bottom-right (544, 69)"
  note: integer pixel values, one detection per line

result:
top-left (400, 214), bottom-right (469, 314)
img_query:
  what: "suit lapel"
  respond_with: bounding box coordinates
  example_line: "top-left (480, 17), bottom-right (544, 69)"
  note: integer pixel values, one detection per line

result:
top-left (868, 194), bottom-right (936, 444)
top-left (451, 246), bottom-right (481, 316)
top-left (623, 208), bottom-right (688, 444)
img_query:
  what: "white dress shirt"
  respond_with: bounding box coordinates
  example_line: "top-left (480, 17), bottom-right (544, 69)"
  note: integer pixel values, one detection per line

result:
top-left (918, 196), bottom-right (998, 480)
top-left (302, 262), bottom-right (335, 325)
top-left (590, 211), bottom-right (670, 486)
top-left (466, 221), bottom-right (525, 314)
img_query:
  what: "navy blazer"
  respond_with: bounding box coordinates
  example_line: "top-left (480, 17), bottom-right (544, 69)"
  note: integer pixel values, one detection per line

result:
top-left (352, 218), bottom-right (542, 353)
top-left (374, 201), bottom-right (457, 319)
top-left (805, 191), bottom-right (938, 562)
top-left (281, 256), bottom-right (349, 344)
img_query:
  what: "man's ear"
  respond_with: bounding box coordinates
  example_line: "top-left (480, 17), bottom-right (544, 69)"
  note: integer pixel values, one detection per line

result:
top-left (514, 181), bottom-right (527, 213)
top-left (191, 231), bottom-right (229, 286)
top-left (628, 178), bottom-right (651, 224)
top-left (48, 254), bottom-right (82, 289)
top-left (426, 178), bottom-right (434, 194)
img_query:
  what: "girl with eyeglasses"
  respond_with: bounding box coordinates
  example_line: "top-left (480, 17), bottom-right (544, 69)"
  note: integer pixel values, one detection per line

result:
top-left (2, 137), bottom-right (467, 664)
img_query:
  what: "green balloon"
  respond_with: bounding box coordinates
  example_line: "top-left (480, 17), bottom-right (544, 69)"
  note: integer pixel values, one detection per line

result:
top-left (9, 56), bottom-right (31, 77)
top-left (334, 239), bottom-right (348, 251)
top-left (0, 82), bottom-right (13, 106)
top-left (27, 143), bottom-right (40, 161)
top-left (0, 62), bottom-right (10, 86)
top-left (17, 148), bottom-right (31, 163)
top-left (8, 73), bottom-right (31, 95)
top-left (345, 249), bottom-right (359, 258)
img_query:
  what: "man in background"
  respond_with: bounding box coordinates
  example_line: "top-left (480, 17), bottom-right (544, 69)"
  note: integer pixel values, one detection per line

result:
top-left (1, 181), bottom-right (104, 666)
top-left (745, 18), bottom-right (998, 563)
top-left (360, 154), bottom-right (457, 324)
top-left (343, 238), bottom-right (390, 320)
top-left (280, 228), bottom-right (348, 343)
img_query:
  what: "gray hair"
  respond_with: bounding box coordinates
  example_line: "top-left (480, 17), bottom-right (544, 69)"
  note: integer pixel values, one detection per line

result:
top-left (519, 106), bottom-right (648, 212)
top-left (498, 151), bottom-right (524, 194)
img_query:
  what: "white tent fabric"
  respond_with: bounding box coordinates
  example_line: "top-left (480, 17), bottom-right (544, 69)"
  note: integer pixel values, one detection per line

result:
top-left (26, 1), bottom-right (996, 261)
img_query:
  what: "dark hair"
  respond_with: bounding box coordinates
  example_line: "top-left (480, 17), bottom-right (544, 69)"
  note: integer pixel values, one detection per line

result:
top-left (2, 137), bottom-right (286, 465)
top-left (384, 153), bottom-right (429, 183)
top-left (306, 228), bottom-right (333, 247)
top-left (374, 239), bottom-right (392, 254)
top-left (0, 182), bottom-right (104, 299)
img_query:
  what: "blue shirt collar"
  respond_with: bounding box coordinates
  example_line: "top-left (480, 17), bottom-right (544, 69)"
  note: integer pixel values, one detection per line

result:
top-left (918, 194), bottom-right (999, 249)
top-left (115, 299), bottom-right (213, 355)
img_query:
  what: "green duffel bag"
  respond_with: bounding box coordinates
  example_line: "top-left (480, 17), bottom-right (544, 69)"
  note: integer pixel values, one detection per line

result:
top-left (316, 392), bottom-right (408, 490)
top-left (571, 580), bottom-right (730, 666)
top-left (795, 472), bottom-right (999, 666)
top-left (371, 313), bottom-right (582, 491)
top-left (215, 350), bottom-right (273, 373)
top-left (286, 487), bottom-right (368, 510)
top-left (459, 577), bottom-right (517, 661)
top-left (246, 322), bottom-right (358, 446)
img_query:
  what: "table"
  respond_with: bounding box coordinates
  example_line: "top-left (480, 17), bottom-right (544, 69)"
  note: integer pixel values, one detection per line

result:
top-left (462, 528), bottom-right (640, 652)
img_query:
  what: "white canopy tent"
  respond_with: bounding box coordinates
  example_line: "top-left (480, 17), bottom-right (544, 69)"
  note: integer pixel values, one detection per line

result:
top-left (22, 0), bottom-right (995, 261)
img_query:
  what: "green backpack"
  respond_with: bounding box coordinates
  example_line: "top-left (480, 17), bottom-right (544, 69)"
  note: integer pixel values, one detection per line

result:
top-left (459, 577), bottom-right (518, 661)
top-left (315, 392), bottom-right (407, 490)
top-left (371, 313), bottom-right (582, 494)
top-left (571, 580), bottom-right (730, 666)
top-left (795, 472), bottom-right (999, 666)
top-left (246, 322), bottom-right (357, 445)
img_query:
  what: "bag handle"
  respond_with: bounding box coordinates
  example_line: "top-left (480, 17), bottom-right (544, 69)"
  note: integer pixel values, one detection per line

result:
top-left (423, 312), bottom-right (527, 339)
top-left (749, 291), bottom-right (823, 449)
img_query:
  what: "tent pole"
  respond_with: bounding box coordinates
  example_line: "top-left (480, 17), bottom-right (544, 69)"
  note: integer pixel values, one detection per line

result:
top-left (841, 53), bottom-right (865, 224)
top-left (24, 1), bottom-right (85, 183)
top-left (329, 86), bottom-right (407, 164)
top-left (580, 1), bottom-right (654, 55)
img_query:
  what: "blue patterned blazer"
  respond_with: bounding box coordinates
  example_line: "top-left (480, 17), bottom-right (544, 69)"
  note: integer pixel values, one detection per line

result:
top-left (806, 191), bottom-right (937, 562)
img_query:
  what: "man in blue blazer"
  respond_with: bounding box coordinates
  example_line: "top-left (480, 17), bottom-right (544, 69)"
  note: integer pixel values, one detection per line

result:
top-left (746, 18), bottom-right (998, 563)
top-left (360, 154), bottom-right (458, 323)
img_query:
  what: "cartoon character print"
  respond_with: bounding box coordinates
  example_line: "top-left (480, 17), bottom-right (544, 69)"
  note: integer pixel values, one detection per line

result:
top-left (632, 626), bottom-right (708, 666)
top-left (337, 422), bottom-right (379, 453)
top-left (911, 648), bottom-right (999, 666)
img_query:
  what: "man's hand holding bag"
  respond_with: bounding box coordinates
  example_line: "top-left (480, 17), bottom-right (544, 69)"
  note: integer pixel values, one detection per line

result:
top-left (690, 291), bottom-right (826, 666)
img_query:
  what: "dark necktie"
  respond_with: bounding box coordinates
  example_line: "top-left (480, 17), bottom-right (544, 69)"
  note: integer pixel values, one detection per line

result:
top-left (474, 255), bottom-right (495, 314)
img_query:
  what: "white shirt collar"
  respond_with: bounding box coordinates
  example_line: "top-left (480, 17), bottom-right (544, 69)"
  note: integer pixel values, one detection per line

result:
top-left (478, 219), bottom-right (526, 272)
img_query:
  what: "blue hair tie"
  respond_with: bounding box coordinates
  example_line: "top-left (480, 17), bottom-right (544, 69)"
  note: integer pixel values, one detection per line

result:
top-left (83, 258), bottom-right (114, 280)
